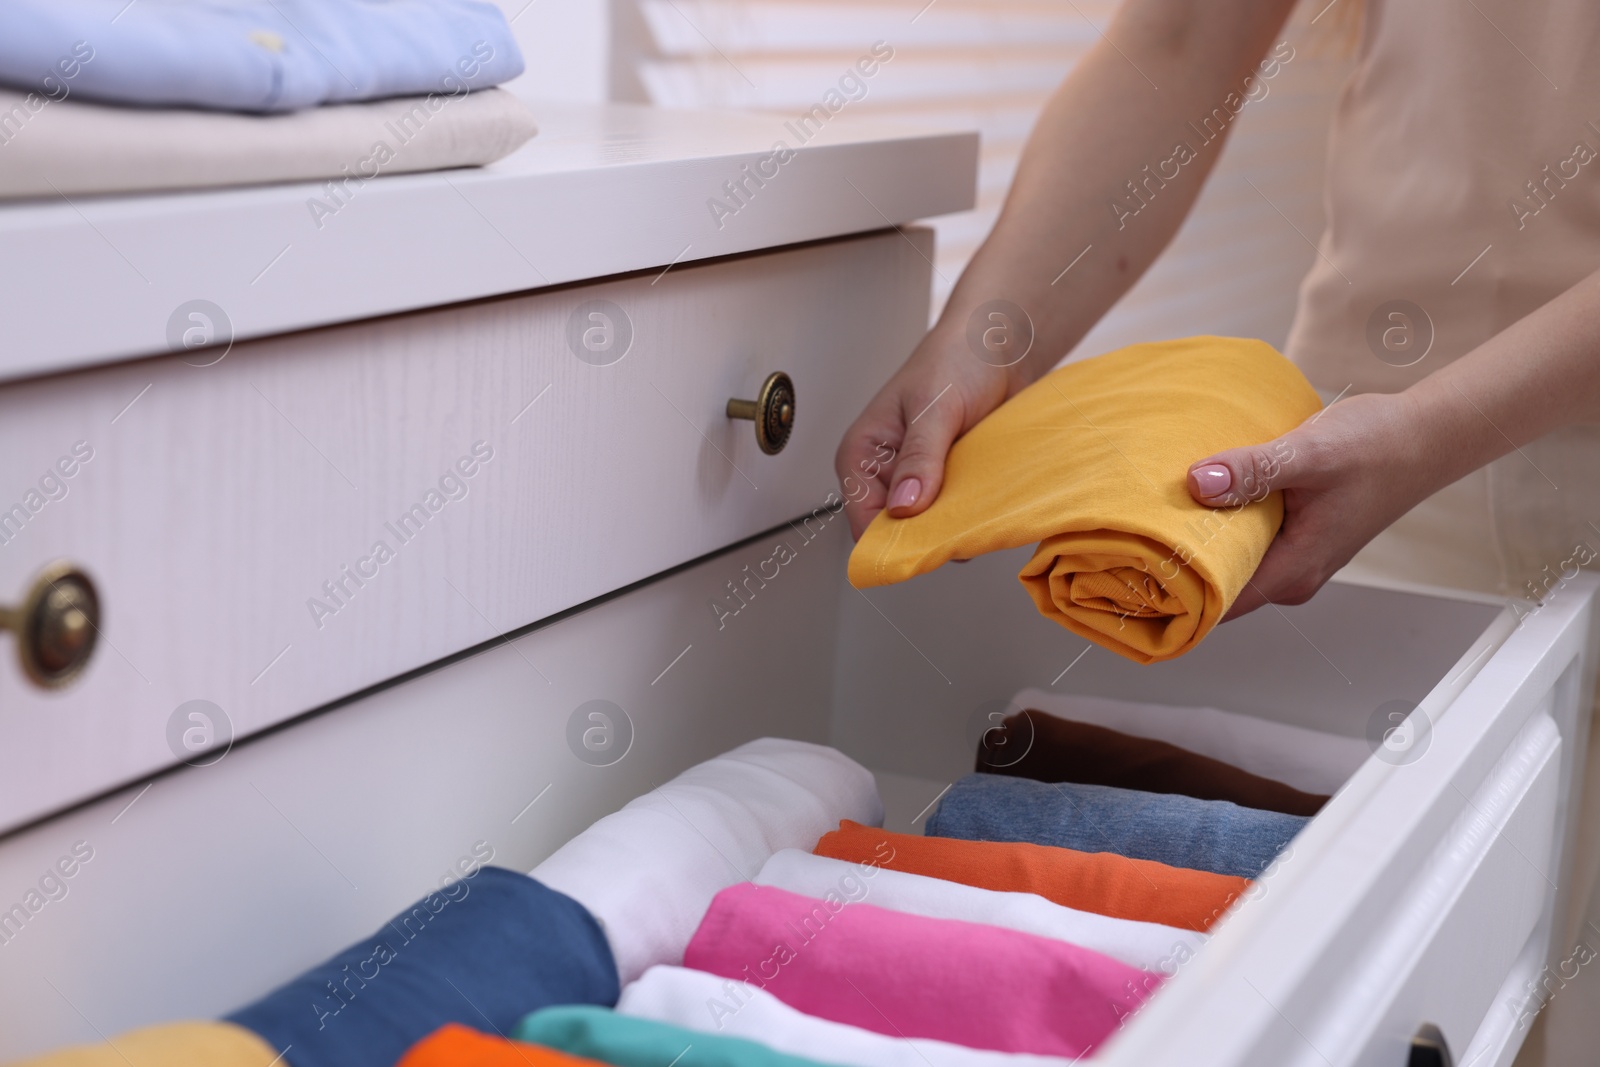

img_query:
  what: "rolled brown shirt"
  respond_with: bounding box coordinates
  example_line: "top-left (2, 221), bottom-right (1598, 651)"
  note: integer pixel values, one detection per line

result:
top-left (978, 709), bottom-right (1330, 817)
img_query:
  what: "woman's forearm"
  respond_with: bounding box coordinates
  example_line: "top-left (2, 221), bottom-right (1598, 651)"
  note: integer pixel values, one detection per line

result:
top-left (1403, 265), bottom-right (1600, 495)
top-left (933, 0), bottom-right (1301, 394)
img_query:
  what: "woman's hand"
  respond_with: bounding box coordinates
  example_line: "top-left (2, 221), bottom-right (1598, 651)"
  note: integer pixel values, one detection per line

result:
top-left (1186, 260), bottom-right (1600, 618)
top-left (834, 332), bottom-right (1016, 539)
top-left (1185, 391), bottom-right (1445, 619)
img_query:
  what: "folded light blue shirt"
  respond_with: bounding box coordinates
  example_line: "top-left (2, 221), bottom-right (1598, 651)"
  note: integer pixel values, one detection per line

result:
top-left (0, 0), bottom-right (523, 112)
top-left (926, 773), bottom-right (1308, 879)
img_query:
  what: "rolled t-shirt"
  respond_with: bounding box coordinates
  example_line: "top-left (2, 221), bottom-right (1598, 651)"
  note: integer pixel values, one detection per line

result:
top-left (683, 883), bottom-right (1158, 1058)
top-left (754, 848), bottom-right (1202, 972)
top-left (927, 773), bottom-right (1307, 878)
top-left (618, 965), bottom-right (1079, 1067)
top-left (978, 709), bottom-right (1329, 816)
top-left (531, 738), bottom-right (882, 984)
top-left (227, 867), bottom-right (619, 1067)
top-left (398, 1024), bottom-right (612, 1067)
top-left (814, 819), bottom-right (1248, 932)
top-left (516, 1005), bottom-right (843, 1067)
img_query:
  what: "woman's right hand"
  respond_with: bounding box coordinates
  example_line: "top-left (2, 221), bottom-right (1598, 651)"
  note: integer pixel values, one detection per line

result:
top-left (833, 329), bottom-right (1017, 540)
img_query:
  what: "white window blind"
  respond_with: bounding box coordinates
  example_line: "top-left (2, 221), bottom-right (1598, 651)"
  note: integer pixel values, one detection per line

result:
top-left (611, 0), bottom-right (1354, 353)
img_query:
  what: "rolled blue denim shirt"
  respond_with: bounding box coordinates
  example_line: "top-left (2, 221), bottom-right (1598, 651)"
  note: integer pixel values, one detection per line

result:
top-left (227, 867), bottom-right (619, 1067)
top-left (925, 773), bottom-right (1307, 878)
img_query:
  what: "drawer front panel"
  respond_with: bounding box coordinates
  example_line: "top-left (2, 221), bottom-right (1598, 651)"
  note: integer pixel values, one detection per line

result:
top-left (0, 229), bottom-right (928, 831)
top-left (1092, 588), bottom-right (1596, 1067)
top-left (1183, 710), bottom-right (1567, 1067)
top-left (1344, 711), bottom-right (1561, 1066)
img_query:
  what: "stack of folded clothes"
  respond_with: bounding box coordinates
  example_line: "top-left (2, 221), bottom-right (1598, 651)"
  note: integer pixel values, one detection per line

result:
top-left (0, 0), bottom-right (537, 198)
top-left (15, 710), bottom-right (1353, 1067)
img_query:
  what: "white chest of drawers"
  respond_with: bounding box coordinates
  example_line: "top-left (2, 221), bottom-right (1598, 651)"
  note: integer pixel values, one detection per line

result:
top-left (0, 225), bottom-right (935, 832)
top-left (0, 102), bottom-right (973, 834)
top-left (0, 101), bottom-right (1592, 1067)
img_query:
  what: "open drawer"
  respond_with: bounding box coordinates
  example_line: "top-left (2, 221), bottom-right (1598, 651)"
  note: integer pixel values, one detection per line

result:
top-left (0, 522), bottom-right (1593, 1067)
top-left (835, 546), bottom-right (1599, 1067)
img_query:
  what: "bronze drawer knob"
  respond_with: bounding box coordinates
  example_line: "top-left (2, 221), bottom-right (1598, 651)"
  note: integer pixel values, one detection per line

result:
top-left (726, 371), bottom-right (795, 455)
top-left (0, 562), bottom-right (100, 689)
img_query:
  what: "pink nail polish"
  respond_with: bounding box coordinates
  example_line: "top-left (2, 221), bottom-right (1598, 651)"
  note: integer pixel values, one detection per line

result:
top-left (1190, 464), bottom-right (1232, 498)
top-left (888, 477), bottom-right (921, 510)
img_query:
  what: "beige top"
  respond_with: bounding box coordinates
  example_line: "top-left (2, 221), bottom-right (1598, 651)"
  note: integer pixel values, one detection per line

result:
top-left (1286, 0), bottom-right (1600, 594)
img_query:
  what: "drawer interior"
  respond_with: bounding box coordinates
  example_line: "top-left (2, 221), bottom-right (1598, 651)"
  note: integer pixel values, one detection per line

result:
top-left (833, 544), bottom-right (1500, 787)
top-left (833, 542), bottom-right (1503, 833)
top-left (834, 543), bottom-right (1594, 1067)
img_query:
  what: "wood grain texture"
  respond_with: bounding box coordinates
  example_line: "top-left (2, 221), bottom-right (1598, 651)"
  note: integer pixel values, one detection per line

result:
top-left (0, 227), bottom-right (930, 832)
top-left (0, 518), bottom-right (854, 1058)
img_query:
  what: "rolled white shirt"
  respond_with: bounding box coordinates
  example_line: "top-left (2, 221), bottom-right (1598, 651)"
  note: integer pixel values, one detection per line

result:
top-left (532, 738), bottom-right (883, 984)
top-left (754, 848), bottom-right (1203, 973)
top-left (619, 964), bottom-right (1082, 1067)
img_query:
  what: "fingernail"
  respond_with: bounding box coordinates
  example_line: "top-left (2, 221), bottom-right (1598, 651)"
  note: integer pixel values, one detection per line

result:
top-left (1189, 464), bottom-right (1232, 498)
top-left (888, 478), bottom-right (921, 510)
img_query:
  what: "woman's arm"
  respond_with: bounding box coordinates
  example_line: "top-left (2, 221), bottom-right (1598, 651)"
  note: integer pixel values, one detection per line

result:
top-left (1187, 266), bottom-right (1600, 616)
top-left (836, 0), bottom-right (1302, 538)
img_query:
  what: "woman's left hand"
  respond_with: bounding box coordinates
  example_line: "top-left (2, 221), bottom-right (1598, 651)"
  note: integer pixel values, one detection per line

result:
top-left (1188, 266), bottom-right (1600, 619)
top-left (1184, 390), bottom-right (1447, 620)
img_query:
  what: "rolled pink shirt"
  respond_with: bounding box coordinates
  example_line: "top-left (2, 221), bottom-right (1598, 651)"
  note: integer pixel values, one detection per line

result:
top-left (683, 883), bottom-right (1160, 1057)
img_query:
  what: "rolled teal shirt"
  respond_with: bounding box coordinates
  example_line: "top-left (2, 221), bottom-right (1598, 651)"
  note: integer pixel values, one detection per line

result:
top-left (516, 1006), bottom-right (848, 1067)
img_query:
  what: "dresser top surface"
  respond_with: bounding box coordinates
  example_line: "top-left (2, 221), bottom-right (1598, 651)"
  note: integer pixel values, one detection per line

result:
top-left (0, 101), bottom-right (978, 383)
top-left (495, 101), bottom-right (973, 173)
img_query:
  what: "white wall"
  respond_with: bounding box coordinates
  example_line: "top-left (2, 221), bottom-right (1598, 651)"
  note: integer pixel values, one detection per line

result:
top-left (606, 0), bottom-right (1355, 344)
top-left (497, 0), bottom-right (1356, 355)
top-left (489, 0), bottom-right (611, 102)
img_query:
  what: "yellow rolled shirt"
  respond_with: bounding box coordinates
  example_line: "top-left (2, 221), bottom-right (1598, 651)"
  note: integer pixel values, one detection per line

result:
top-left (8, 1022), bottom-right (282, 1067)
top-left (848, 336), bottom-right (1323, 663)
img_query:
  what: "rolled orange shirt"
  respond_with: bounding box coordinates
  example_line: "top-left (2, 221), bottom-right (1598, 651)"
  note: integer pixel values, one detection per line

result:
top-left (398, 1024), bottom-right (611, 1067)
top-left (814, 820), bottom-right (1249, 932)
